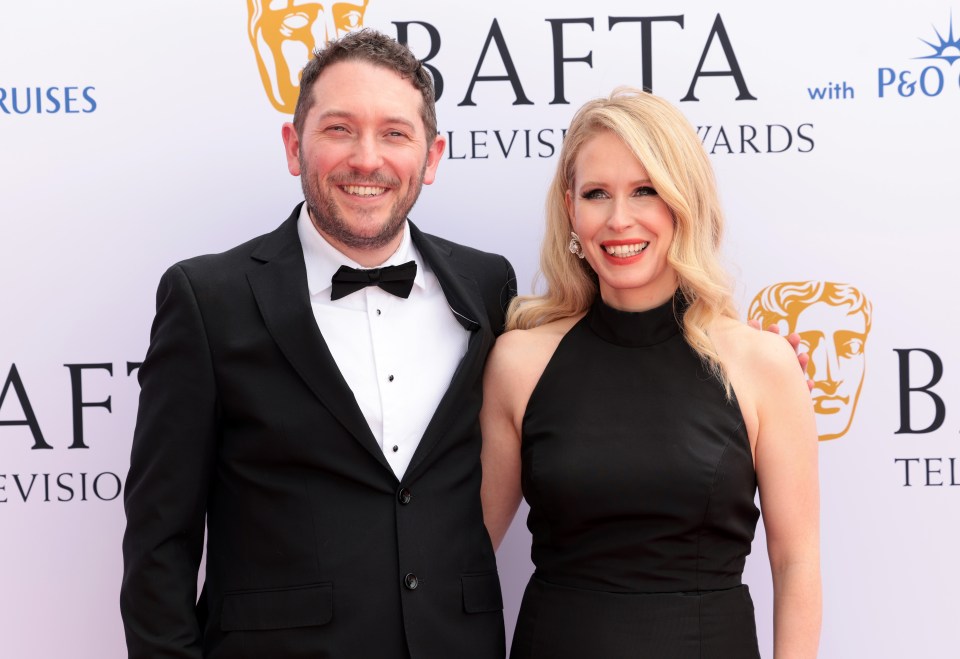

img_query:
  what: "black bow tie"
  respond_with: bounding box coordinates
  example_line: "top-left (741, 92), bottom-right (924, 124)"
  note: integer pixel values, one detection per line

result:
top-left (330, 261), bottom-right (418, 301)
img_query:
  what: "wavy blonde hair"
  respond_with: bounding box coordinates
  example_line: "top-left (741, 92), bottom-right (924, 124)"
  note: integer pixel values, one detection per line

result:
top-left (507, 88), bottom-right (737, 384)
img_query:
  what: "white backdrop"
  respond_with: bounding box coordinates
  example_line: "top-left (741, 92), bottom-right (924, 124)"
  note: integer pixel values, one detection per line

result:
top-left (1, 1), bottom-right (958, 657)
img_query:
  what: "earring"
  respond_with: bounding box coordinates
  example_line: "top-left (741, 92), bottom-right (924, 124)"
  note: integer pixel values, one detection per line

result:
top-left (568, 232), bottom-right (585, 259)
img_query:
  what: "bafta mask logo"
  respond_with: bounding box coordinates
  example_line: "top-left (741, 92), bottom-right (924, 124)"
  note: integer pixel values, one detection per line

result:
top-left (248, 0), bottom-right (370, 113)
top-left (748, 281), bottom-right (873, 441)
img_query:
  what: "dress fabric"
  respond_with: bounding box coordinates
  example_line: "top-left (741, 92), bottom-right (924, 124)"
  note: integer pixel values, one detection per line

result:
top-left (511, 294), bottom-right (761, 659)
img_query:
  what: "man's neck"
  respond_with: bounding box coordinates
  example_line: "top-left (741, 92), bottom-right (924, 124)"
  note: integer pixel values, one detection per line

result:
top-left (309, 214), bottom-right (406, 268)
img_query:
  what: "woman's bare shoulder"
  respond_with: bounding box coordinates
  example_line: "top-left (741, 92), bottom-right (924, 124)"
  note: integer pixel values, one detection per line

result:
top-left (487, 314), bottom-right (584, 390)
top-left (709, 316), bottom-right (803, 389)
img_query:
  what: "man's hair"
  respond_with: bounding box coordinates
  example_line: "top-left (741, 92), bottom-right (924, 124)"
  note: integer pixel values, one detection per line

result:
top-left (292, 29), bottom-right (437, 142)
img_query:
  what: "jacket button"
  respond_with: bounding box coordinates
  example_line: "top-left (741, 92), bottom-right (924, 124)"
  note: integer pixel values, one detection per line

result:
top-left (398, 487), bottom-right (412, 505)
top-left (403, 573), bottom-right (419, 590)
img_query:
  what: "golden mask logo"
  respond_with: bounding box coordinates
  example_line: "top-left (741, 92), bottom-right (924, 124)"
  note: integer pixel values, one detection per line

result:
top-left (247, 0), bottom-right (369, 113)
top-left (748, 282), bottom-right (873, 441)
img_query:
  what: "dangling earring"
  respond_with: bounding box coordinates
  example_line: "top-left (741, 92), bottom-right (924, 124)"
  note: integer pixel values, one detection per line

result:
top-left (568, 232), bottom-right (585, 259)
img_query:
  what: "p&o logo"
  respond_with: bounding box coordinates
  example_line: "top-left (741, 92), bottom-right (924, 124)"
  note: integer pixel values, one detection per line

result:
top-left (879, 13), bottom-right (960, 98)
top-left (748, 282), bottom-right (872, 442)
top-left (248, 0), bottom-right (369, 113)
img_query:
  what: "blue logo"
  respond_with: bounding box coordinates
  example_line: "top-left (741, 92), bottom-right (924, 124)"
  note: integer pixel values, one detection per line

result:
top-left (0, 86), bottom-right (97, 115)
top-left (878, 13), bottom-right (960, 98)
top-left (916, 13), bottom-right (960, 66)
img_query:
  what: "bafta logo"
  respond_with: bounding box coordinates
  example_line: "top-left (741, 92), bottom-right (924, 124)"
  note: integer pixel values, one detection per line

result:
top-left (248, 0), bottom-right (370, 113)
top-left (748, 281), bottom-right (873, 441)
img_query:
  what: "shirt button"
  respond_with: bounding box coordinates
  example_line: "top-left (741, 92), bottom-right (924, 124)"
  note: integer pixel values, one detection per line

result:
top-left (392, 445), bottom-right (399, 452)
top-left (388, 374), bottom-right (395, 382)
top-left (398, 488), bottom-right (412, 505)
top-left (376, 309), bottom-right (382, 315)
top-left (403, 573), bottom-right (419, 590)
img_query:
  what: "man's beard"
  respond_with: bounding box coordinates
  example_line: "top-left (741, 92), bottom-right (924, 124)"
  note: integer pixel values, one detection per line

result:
top-left (301, 159), bottom-right (427, 251)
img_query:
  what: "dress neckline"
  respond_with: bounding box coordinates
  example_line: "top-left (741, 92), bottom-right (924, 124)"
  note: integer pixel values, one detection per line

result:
top-left (587, 291), bottom-right (685, 348)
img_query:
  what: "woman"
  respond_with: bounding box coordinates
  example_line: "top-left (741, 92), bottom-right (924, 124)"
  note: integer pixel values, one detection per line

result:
top-left (480, 89), bottom-right (821, 658)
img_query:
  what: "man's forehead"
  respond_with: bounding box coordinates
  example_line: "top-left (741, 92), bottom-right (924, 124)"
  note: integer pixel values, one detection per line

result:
top-left (313, 61), bottom-right (419, 98)
top-left (308, 62), bottom-right (424, 122)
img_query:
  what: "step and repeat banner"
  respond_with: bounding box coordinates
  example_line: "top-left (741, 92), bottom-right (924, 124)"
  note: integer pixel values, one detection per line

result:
top-left (1, 1), bottom-right (957, 656)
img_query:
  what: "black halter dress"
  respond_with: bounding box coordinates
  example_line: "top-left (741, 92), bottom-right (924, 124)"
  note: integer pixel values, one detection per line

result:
top-left (510, 293), bottom-right (761, 659)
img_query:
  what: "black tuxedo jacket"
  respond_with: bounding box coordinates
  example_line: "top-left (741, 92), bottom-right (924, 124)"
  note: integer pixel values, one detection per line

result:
top-left (121, 205), bottom-right (516, 658)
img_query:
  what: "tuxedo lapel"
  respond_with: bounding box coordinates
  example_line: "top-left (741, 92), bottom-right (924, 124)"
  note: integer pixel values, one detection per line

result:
top-left (410, 222), bottom-right (489, 334)
top-left (405, 224), bottom-right (494, 479)
top-left (246, 211), bottom-right (391, 473)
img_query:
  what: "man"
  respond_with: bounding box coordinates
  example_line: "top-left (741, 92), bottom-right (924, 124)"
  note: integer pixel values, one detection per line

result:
top-left (121, 29), bottom-right (514, 658)
top-left (748, 281), bottom-right (872, 440)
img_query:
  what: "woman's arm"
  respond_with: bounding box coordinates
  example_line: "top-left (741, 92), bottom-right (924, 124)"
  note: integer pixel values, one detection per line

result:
top-left (479, 333), bottom-right (526, 551)
top-left (753, 335), bottom-right (822, 658)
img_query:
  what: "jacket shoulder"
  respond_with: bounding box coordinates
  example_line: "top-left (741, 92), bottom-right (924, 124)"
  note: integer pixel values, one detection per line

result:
top-left (419, 230), bottom-right (518, 335)
top-left (420, 232), bottom-right (512, 283)
top-left (164, 212), bottom-right (299, 289)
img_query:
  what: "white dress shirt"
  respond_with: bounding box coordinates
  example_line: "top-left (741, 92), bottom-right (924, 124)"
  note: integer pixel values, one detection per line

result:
top-left (297, 205), bottom-right (470, 478)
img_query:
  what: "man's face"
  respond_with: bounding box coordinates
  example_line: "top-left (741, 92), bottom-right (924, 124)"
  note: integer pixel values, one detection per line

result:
top-left (793, 301), bottom-right (868, 440)
top-left (281, 60), bottom-right (445, 266)
top-left (248, 0), bottom-right (370, 113)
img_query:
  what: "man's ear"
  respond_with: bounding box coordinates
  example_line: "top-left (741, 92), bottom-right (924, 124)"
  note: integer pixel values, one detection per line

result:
top-left (281, 122), bottom-right (301, 176)
top-left (422, 134), bottom-right (446, 185)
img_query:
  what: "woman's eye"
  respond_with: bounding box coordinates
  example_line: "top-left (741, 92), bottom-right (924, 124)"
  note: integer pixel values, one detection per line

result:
top-left (635, 186), bottom-right (658, 196)
top-left (582, 189), bottom-right (608, 200)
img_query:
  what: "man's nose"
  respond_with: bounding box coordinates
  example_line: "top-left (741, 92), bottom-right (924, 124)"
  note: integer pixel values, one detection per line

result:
top-left (348, 134), bottom-right (385, 172)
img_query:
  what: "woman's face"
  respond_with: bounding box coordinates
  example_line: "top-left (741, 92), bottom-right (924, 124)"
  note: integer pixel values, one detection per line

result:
top-left (566, 130), bottom-right (677, 311)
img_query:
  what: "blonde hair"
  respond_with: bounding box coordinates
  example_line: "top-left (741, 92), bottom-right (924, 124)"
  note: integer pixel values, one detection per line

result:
top-left (508, 88), bottom-right (737, 384)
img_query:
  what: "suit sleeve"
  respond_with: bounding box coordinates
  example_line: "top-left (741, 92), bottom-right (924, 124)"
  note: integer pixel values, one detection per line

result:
top-left (494, 255), bottom-right (517, 336)
top-left (120, 264), bottom-right (219, 659)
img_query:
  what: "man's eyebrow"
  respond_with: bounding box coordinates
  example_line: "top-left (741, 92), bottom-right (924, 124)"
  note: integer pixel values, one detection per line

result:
top-left (384, 115), bottom-right (417, 130)
top-left (315, 109), bottom-right (355, 122)
top-left (316, 109), bottom-right (417, 131)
